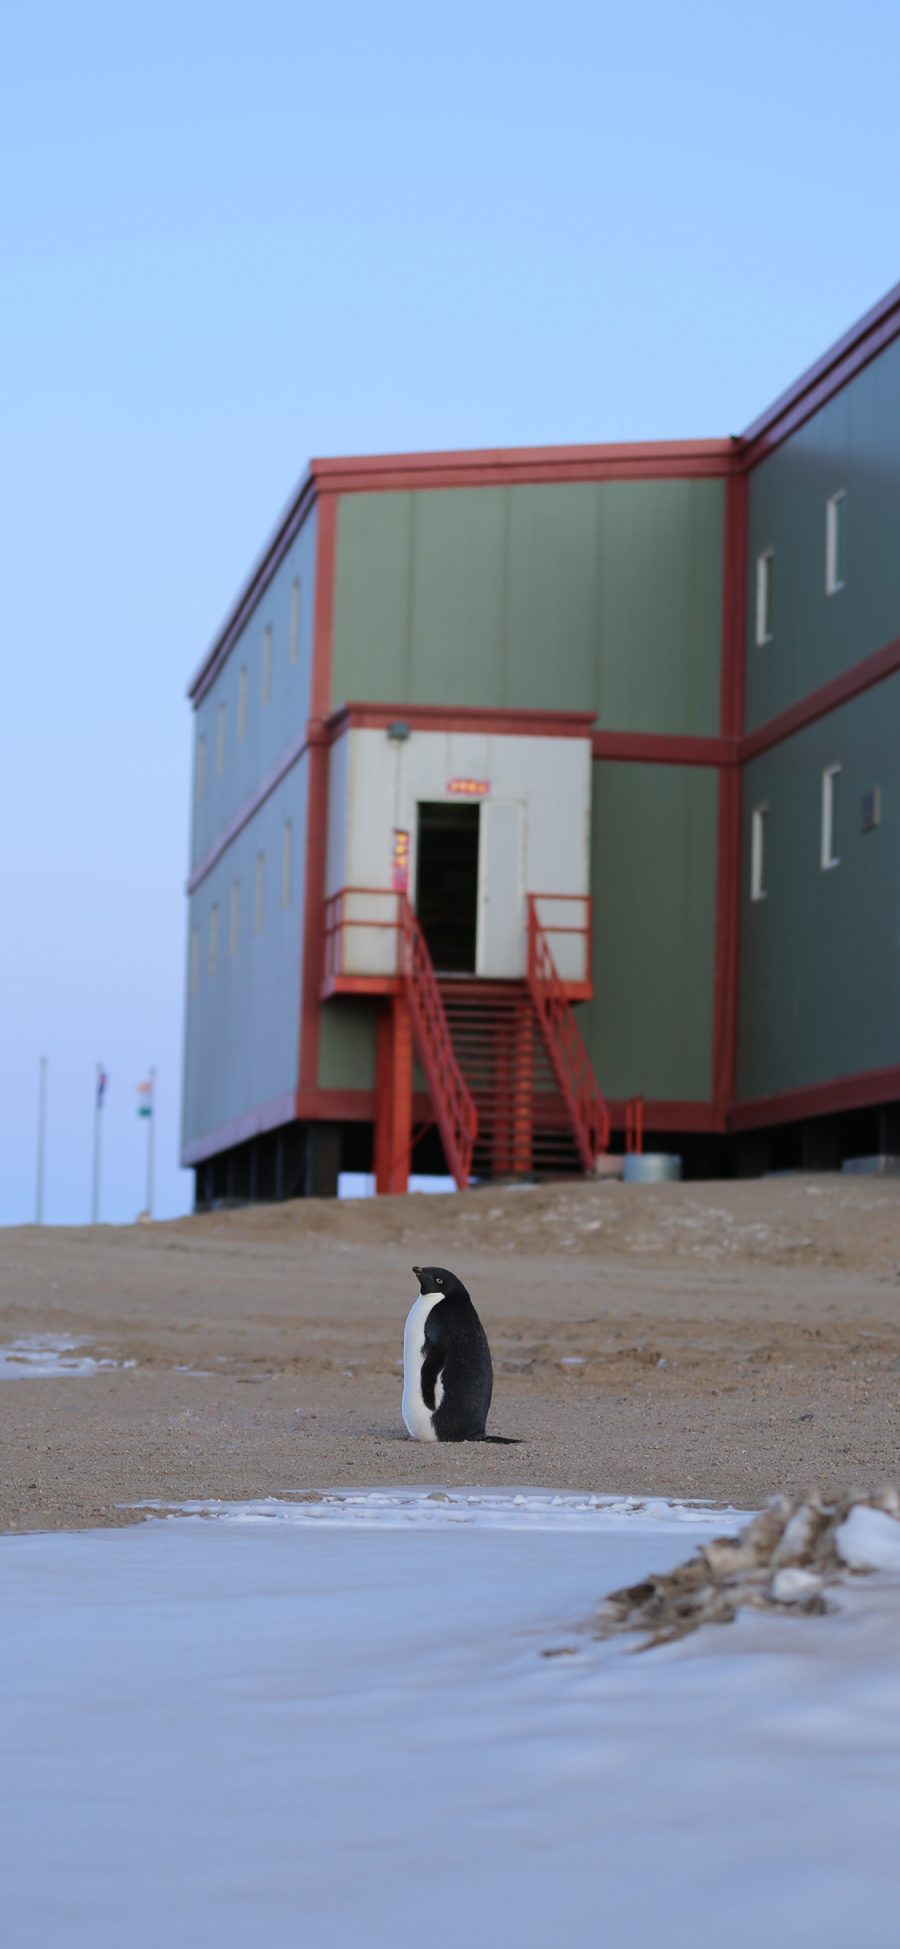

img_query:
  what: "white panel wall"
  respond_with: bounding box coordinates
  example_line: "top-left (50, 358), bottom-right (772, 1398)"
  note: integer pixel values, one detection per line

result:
top-left (325, 727), bottom-right (592, 981)
top-left (181, 756), bottom-right (308, 1153)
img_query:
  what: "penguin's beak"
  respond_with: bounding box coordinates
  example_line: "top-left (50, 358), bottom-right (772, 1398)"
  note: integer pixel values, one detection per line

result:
top-left (412, 1265), bottom-right (422, 1281)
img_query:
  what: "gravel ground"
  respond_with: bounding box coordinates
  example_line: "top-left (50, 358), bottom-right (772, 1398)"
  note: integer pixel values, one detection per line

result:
top-left (2, 1173), bottom-right (900, 1532)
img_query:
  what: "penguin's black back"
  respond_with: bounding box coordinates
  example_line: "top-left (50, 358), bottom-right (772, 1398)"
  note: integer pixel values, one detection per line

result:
top-left (419, 1270), bottom-right (493, 1441)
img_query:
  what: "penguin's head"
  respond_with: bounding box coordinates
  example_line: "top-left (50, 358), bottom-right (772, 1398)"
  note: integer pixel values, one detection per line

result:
top-left (412, 1264), bottom-right (466, 1301)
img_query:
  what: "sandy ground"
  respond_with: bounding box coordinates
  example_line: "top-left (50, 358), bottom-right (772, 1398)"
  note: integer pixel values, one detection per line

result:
top-left (2, 1174), bottom-right (900, 1533)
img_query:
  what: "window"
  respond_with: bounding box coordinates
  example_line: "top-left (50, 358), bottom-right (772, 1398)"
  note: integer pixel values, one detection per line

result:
top-left (821, 764), bottom-right (841, 869)
top-left (230, 879), bottom-right (240, 957)
top-left (825, 490), bottom-right (847, 595)
top-left (195, 734), bottom-right (206, 804)
top-left (216, 701), bottom-right (226, 774)
top-left (755, 549), bottom-right (774, 646)
top-left (262, 625), bottom-right (273, 706)
top-left (281, 820), bottom-right (293, 907)
top-left (255, 851), bottom-right (265, 933)
top-left (190, 926), bottom-right (200, 995)
top-left (290, 579), bottom-right (301, 663)
top-left (209, 903), bottom-right (219, 978)
top-left (237, 666), bottom-right (247, 742)
top-left (750, 804), bottom-right (768, 901)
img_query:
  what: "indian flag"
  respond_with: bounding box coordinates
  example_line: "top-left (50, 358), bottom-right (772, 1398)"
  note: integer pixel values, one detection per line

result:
top-left (137, 1079), bottom-right (154, 1119)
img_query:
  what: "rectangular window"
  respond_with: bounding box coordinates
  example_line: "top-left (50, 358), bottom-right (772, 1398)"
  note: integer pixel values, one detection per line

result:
top-left (195, 734), bottom-right (206, 804)
top-left (209, 903), bottom-right (219, 978)
top-left (821, 764), bottom-right (842, 869)
top-left (281, 820), bottom-right (293, 907)
top-left (750, 804), bottom-right (768, 901)
top-left (825, 490), bottom-right (847, 595)
top-left (262, 625), bottom-right (272, 706)
top-left (290, 579), bottom-right (301, 663)
top-left (216, 701), bottom-right (226, 774)
top-left (255, 851), bottom-right (265, 933)
top-left (755, 549), bottom-right (774, 646)
top-left (230, 879), bottom-right (240, 956)
top-left (190, 926), bottom-right (200, 995)
top-left (237, 666), bottom-right (247, 742)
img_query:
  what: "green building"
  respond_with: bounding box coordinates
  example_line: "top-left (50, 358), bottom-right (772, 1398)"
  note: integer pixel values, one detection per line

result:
top-left (183, 283), bottom-right (900, 1200)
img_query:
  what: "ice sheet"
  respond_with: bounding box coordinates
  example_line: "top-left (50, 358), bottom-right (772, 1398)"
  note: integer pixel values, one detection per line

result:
top-left (3, 1494), bottom-right (900, 1949)
top-left (0, 1333), bottom-right (135, 1378)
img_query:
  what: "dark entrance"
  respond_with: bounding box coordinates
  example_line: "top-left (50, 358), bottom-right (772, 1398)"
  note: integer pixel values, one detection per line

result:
top-left (415, 802), bottom-right (480, 971)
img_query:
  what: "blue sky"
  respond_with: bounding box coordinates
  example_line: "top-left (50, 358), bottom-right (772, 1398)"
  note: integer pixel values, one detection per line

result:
top-left (2, 0), bottom-right (898, 1224)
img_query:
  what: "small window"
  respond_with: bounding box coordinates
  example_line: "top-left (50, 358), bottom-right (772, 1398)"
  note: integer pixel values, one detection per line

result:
top-left (255, 851), bottom-right (265, 933)
top-left (215, 701), bottom-right (226, 775)
top-left (195, 734), bottom-right (206, 804)
top-left (825, 490), bottom-right (847, 595)
top-left (190, 926), bottom-right (200, 995)
top-left (755, 549), bottom-right (774, 646)
top-left (230, 879), bottom-right (240, 957)
top-left (290, 579), bottom-right (301, 664)
top-left (751, 804), bottom-right (768, 901)
top-left (237, 666), bottom-right (247, 742)
top-left (821, 765), bottom-right (841, 869)
top-left (209, 903), bottom-right (219, 978)
top-left (281, 820), bottom-right (293, 907)
top-left (262, 625), bottom-right (273, 706)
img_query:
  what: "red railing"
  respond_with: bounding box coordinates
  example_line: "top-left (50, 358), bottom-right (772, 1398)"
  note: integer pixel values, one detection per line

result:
top-left (401, 900), bottom-right (478, 1188)
top-left (526, 895), bottom-right (610, 1168)
top-left (625, 1097), bottom-right (645, 1155)
top-left (527, 892), bottom-right (592, 990)
top-left (322, 886), bottom-right (402, 986)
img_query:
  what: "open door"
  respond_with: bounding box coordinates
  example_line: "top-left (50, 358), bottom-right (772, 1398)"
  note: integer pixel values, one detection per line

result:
top-left (476, 800), bottom-right (525, 977)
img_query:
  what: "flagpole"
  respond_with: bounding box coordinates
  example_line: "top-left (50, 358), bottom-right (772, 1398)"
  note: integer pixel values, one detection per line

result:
top-left (92, 1063), bottom-right (103, 1225)
top-left (35, 1056), bottom-right (48, 1226)
top-left (146, 1068), bottom-right (156, 1218)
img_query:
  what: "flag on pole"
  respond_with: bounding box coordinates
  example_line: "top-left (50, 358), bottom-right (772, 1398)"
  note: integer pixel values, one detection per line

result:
top-left (137, 1078), bottom-right (154, 1119)
top-left (96, 1067), bottom-right (108, 1110)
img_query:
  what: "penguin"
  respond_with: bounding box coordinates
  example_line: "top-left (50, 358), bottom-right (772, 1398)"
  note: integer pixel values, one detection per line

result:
top-left (402, 1265), bottom-right (519, 1443)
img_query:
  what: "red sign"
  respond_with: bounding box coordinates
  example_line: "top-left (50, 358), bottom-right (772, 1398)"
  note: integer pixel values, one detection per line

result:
top-left (447, 778), bottom-right (490, 797)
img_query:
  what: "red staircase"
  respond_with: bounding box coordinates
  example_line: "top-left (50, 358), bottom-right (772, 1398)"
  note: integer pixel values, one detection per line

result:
top-left (526, 895), bottom-right (610, 1170)
top-left (323, 886), bottom-right (609, 1188)
top-left (401, 902), bottom-right (478, 1187)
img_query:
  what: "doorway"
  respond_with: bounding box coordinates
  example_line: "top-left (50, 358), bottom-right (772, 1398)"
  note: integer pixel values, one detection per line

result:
top-left (415, 802), bottom-right (480, 971)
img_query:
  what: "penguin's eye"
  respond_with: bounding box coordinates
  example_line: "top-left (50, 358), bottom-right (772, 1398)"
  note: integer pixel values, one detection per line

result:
top-left (436, 1276), bottom-right (443, 1286)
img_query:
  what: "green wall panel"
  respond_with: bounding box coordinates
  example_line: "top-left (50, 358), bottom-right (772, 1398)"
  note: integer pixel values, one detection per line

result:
top-left (738, 674), bottom-right (900, 1102)
top-left (579, 762), bottom-right (718, 1103)
top-left (746, 336), bottom-right (900, 731)
top-left (319, 1000), bottom-right (377, 1090)
top-left (332, 479), bottom-right (725, 735)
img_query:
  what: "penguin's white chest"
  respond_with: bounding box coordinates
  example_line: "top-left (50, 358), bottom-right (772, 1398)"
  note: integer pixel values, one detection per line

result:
top-left (402, 1293), bottom-right (441, 1441)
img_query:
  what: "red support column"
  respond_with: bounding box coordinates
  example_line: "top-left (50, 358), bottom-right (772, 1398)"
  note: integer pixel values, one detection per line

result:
top-left (375, 994), bottom-right (413, 1195)
top-left (511, 1003), bottom-right (534, 1176)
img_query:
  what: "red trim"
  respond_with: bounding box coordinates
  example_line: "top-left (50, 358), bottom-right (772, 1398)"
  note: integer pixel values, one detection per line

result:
top-left (189, 474), bottom-right (317, 704)
top-left (182, 1087), bottom-right (722, 1163)
top-left (329, 702), bottom-right (596, 740)
top-left (741, 281), bottom-right (900, 467)
top-left (592, 730), bottom-right (732, 767)
top-left (732, 1066), bottom-right (900, 1132)
top-left (299, 494), bottom-right (338, 1094)
top-left (742, 634), bottom-right (900, 762)
top-left (313, 440), bottom-right (735, 494)
top-left (187, 726), bottom-right (312, 894)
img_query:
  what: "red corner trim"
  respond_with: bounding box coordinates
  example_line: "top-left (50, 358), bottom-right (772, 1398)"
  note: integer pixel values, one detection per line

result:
top-left (731, 1066), bottom-right (900, 1132)
top-left (740, 281), bottom-right (900, 466)
top-left (742, 634), bottom-right (900, 762)
top-left (188, 472), bottom-right (317, 705)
